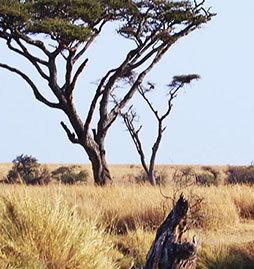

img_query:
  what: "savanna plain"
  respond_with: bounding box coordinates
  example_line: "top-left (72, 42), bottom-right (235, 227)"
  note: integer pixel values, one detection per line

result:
top-left (0, 163), bottom-right (254, 269)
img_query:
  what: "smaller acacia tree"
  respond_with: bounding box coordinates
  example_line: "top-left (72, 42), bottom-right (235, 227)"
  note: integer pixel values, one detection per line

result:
top-left (6, 154), bottom-right (50, 184)
top-left (121, 74), bottom-right (200, 186)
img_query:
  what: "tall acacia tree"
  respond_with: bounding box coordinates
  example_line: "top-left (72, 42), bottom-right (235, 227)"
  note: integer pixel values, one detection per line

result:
top-left (0, 0), bottom-right (214, 185)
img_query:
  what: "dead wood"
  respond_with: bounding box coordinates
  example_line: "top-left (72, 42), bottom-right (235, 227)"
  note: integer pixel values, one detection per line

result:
top-left (144, 194), bottom-right (197, 269)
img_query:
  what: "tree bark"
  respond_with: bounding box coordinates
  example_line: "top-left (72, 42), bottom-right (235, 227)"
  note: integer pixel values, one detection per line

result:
top-left (89, 155), bottom-right (112, 186)
top-left (144, 194), bottom-right (197, 269)
top-left (62, 105), bottom-right (113, 186)
top-left (148, 170), bottom-right (156, 186)
top-left (85, 137), bottom-right (112, 186)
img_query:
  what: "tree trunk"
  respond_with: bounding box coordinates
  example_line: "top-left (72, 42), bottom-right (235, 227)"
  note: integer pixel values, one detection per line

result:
top-left (84, 136), bottom-right (112, 186)
top-left (63, 105), bottom-right (112, 185)
top-left (144, 194), bottom-right (197, 269)
top-left (89, 151), bottom-right (112, 186)
top-left (148, 170), bottom-right (156, 186)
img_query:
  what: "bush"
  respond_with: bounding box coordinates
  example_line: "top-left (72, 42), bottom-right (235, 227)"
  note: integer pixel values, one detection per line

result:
top-left (135, 169), bottom-right (168, 185)
top-left (226, 165), bottom-right (254, 185)
top-left (172, 167), bottom-right (196, 188)
top-left (6, 154), bottom-right (50, 185)
top-left (196, 166), bottom-right (221, 186)
top-left (51, 165), bottom-right (89, 184)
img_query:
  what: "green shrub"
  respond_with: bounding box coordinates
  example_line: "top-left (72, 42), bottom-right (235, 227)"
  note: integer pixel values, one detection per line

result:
top-left (226, 165), bottom-right (254, 185)
top-left (196, 166), bottom-right (221, 186)
top-left (51, 165), bottom-right (89, 184)
top-left (6, 154), bottom-right (50, 185)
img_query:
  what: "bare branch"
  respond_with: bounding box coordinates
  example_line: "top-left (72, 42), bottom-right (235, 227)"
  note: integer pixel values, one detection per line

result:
top-left (138, 86), bottom-right (160, 120)
top-left (73, 20), bottom-right (107, 63)
top-left (67, 58), bottom-right (88, 96)
top-left (0, 63), bottom-right (61, 109)
top-left (96, 47), bottom-right (143, 138)
top-left (15, 30), bottom-right (51, 57)
top-left (107, 43), bottom-right (171, 128)
top-left (60, 121), bottom-right (80, 144)
top-left (73, 36), bottom-right (96, 64)
top-left (12, 37), bottom-right (48, 66)
top-left (128, 42), bottom-right (165, 71)
top-left (121, 111), bottom-right (149, 175)
top-left (64, 50), bottom-right (75, 93)
top-left (11, 37), bottom-right (49, 81)
top-left (84, 69), bottom-right (116, 138)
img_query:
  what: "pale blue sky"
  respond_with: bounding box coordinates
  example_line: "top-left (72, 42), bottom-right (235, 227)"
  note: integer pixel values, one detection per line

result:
top-left (1, 1), bottom-right (254, 165)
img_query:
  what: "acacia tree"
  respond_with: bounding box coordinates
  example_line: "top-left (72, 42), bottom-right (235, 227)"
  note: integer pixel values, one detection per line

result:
top-left (0, 0), bottom-right (214, 185)
top-left (121, 75), bottom-right (200, 186)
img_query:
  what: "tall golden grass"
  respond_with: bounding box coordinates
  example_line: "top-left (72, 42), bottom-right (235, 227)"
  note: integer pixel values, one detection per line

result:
top-left (0, 172), bottom-right (253, 268)
top-left (0, 186), bottom-right (118, 269)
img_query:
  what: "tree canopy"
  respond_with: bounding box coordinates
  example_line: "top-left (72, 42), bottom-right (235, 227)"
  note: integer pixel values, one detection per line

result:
top-left (0, 0), bottom-right (211, 46)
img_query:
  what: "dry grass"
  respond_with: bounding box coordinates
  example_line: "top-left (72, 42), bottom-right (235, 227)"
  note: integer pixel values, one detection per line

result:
top-left (0, 163), bottom-right (229, 183)
top-left (0, 186), bottom-right (118, 269)
top-left (229, 185), bottom-right (254, 219)
top-left (0, 164), bottom-right (254, 268)
top-left (0, 163), bottom-right (12, 179)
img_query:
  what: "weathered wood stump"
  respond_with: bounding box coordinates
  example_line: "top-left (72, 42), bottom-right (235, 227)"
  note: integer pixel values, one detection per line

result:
top-left (144, 194), bottom-right (197, 269)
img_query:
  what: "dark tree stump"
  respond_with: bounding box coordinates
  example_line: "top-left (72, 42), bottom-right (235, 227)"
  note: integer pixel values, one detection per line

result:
top-left (144, 194), bottom-right (197, 269)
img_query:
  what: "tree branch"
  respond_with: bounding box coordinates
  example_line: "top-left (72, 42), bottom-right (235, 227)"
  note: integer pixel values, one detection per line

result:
top-left (60, 121), bottom-right (80, 144)
top-left (128, 42), bottom-right (165, 71)
top-left (121, 111), bottom-right (149, 175)
top-left (106, 43), bottom-right (170, 129)
top-left (73, 20), bottom-right (107, 63)
top-left (84, 69), bottom-right (116, 139)
top-left (67, 58), bottom-right (89, 96)
top-left (63, 50), bottom-right (75, 94)
top-left (95, 47), bottom-right (142, 140)
top-left (138, 86), bottom-right (160, 121)
top-left (11, 37), bottom-right (49, 81)
top-left (0, 63), bottom-right (61, 109)
top-left (15, 30), bottom-right (51, 57)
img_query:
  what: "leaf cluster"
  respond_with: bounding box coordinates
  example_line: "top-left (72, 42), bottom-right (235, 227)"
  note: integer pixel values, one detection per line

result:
top-left (0, 0), bottom-right (212, 45)
top-left (117, 0), bottom-right (208, 42)
top-left (0, 0), bottom-right (110, 44)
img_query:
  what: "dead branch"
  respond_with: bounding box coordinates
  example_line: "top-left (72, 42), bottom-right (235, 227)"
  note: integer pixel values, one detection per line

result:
top-left (144, 194), bottom-right (198, 269)
top-left (60, 121), bottom-right (80, 144)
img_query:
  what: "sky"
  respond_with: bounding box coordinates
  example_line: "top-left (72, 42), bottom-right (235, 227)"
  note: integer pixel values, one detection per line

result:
top-left (0, 0), bottom-right (254, 166)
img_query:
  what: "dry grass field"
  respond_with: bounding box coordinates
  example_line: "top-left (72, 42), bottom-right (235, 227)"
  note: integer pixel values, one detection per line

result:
top-left (0, 162), bottom-right (229, 184)
top-left (0, 163), bottom-right (254, 268)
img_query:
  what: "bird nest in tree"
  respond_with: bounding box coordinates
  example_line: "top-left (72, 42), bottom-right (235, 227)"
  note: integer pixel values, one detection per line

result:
top-left (173, 74), bottom-right (200, 84)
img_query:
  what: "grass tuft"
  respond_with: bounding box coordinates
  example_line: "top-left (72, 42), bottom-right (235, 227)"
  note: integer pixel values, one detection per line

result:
top-left (198, 243), bottom-right (254, 269)
top-left (0, 188), bottom-right (118, 269)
